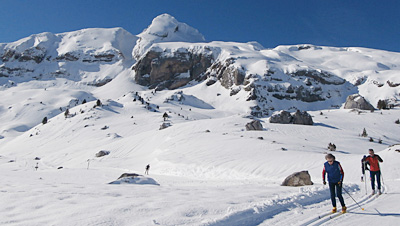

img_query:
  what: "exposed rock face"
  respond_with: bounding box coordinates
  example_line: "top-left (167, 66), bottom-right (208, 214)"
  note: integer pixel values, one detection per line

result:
top-left (290, 70), bottom-right (346, 85)
top-left (344, 94), bottom-right (375, 110)
top-left (204, 58), bottom-right (246, 89)
top-left (281, 170), bottom-right (313, 186)
top-left (133, 48), bottom-right (213, 90)
top-left (270, 110), bottom-right (313, 125)
top-left (245, 120), bottom-right (264, 131)
top-left (1, 47), bottom-right (47, 64)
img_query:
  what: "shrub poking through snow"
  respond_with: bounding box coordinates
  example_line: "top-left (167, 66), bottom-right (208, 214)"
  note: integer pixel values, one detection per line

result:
top-left (361, 128), bottom-right (368, 137)
top-left (328, 143), bottom-right (336, 151)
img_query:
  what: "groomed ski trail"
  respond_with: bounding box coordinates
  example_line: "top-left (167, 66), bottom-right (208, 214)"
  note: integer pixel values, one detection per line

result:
top-left (300, 185), bottom-right (386, 226)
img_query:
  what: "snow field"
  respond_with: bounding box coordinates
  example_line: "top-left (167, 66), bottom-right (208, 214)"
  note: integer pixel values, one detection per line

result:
top-left (1, 81), bottom-right (399, 225)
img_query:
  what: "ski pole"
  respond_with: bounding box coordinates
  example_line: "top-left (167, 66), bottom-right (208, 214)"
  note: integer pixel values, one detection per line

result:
top-left (342, 186), bottom-right (365, 211)
top-left (363, 161), bottom-right (367, 195)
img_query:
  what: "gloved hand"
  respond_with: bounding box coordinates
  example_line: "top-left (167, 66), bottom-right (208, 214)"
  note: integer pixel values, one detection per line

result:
top-left (361, 176), bottom-right (364, 182)
top-left (338, 181), bottom-right (342, 186)
top-left (323, 181), bottom-right (326, 185)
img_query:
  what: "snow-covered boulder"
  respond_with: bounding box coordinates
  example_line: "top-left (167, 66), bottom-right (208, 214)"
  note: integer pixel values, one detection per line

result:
top-left (245, 120), bottom-right (264, 131)
top-left (109, 173), bottom-right (159, 185)
top-left (281, 170), bottom-right (313, 187)
top-left (344, 94), bottom-right (375, 110)
top-left (159, 122), bottom-right (171, 130)
top-left (95, 150), bottom-right (110, 157)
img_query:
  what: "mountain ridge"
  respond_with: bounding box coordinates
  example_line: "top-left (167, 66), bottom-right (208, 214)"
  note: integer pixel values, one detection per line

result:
top-left (0, 13), bottom-right (399, 141)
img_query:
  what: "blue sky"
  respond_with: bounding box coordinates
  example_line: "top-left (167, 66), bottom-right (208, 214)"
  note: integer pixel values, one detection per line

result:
top-left (1, 0), bottom-right (399, 52)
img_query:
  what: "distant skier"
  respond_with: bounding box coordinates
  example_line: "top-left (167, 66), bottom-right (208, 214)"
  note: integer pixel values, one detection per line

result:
top-left (362, 149), bottom-right (383, 195)
top-left (322, 154), bottom-right (346, 213)
top-left (35, 162), bottom-right (39, 171)
top-left (145, 164), bottom-right (150, 175)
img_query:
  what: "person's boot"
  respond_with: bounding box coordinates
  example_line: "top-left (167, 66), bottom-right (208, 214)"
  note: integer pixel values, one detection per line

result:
top-left (371, 190), bottom-right (375, 195)
top-left (341, 206), bottom-right (347, 213)
top-left (332, 207), bottom-right (337, 213)
top-left (378, 189), bottom-right (382, 195)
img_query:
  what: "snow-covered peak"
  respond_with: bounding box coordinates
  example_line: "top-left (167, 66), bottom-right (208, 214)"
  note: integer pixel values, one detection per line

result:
top-left (0, 27), bottom-right (138, 60)
top-left (133, 13), bottom-right (205, 58)
top-left (0, 32), bottom-right (59, 52)
top-left (56, 27), bottom-right (138, 59)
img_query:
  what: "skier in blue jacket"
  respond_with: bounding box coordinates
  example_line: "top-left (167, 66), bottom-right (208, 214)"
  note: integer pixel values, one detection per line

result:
top-left (322, 153), bottom-right (346, 213)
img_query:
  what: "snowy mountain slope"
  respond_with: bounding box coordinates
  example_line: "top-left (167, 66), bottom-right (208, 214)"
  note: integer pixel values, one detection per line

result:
top-left (0, 27), bottom-right (137, 85)
top-left (0, 90), bottom-right (399, 225)
top-left (132, 40), bottom-right (400, 116)
top-left (1, 13), bottom-right (399, 139)
top-left (1, 13), bottom-right (400, 226)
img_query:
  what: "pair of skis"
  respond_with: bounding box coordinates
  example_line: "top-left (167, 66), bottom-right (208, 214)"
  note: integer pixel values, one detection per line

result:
top-left (317, 209), bottom-right (345, 220)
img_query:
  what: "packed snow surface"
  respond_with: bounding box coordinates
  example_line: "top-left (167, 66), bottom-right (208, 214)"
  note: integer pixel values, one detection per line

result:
top-left (1, 78), bottom-right (399, 225)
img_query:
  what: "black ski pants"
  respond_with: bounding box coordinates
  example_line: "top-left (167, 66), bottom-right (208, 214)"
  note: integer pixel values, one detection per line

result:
top-left (329, 182), bottom-right (345, 207)
top-left (370, 170), bottom-right (381, 190)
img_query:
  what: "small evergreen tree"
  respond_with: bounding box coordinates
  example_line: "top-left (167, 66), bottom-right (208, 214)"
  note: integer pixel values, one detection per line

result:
top-left (163, 112), bottom-right (169, 121)
top-left (96, 99), bottom-right (102, 107)
top-left (369, 137), bottom-right (374, 142)
top-left (42, 117), bottom-right (48, 124)
top-left (64, 109), bottom-right (70, 118)
top-left (395, 119), bottom-right (400, 124)
top-left (377, 99), bottom-right (387, 110)
top-left (82, 99), bottom-right (87, 104)
top-left (361, 128), bottom-right (368, 137)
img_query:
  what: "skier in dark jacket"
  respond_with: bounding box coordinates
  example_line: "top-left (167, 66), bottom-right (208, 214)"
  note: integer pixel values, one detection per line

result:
top-left (362, 149), bottom-right (383, 195)
top-left (145, 164), bottom-right (150, 175)
top-left (323, 154), bottom-right (346, 213)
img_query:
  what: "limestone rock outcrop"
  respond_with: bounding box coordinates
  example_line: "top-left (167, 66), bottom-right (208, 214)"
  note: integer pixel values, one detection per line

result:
top-left (281, 171), bottom-right (313, 186)
top-left (344, 94), bottom-right (375, 110)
